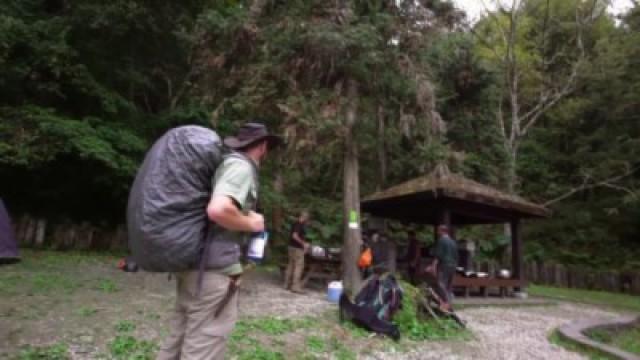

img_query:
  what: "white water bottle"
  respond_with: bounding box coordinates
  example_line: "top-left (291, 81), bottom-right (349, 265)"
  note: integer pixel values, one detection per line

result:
top-left (247, 231), bottom-right (269, 264)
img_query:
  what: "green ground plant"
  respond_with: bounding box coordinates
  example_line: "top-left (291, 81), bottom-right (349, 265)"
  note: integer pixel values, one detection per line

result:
top-left (30, 273), bottom-right (80, 295)
top-left (108, 320), bottom-right (157, 360)
top-left (76, 307), bottom-right (98, 317)
top-left (341, 320), bottom-right (370, 339)
top-left (305, 335), bottom-right (326, 353)
top-left (330, 338), bottom-right (357, 360)
top-left (549, 330), bottom-right (616, 360)
top-left (395, 281), bottom-right (470, 341)
top-left (530, 285), bottom-right (640, 313)
top-left (109, 335), bottom-right (158, 360)
top-left (114, 320), bottom-right (136, 333)
top-left (587, 324), bottom-right (640, 356)
top-left (17, 342), bottom-right (69, 360)
top-left (96, 279), bottom-right (119, 293)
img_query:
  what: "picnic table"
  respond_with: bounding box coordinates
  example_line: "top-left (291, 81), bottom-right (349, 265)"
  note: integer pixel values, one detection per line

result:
top-left (453, 275), bottom-right (527, 298)
top-left (279, 255), bottom-right (341, 287)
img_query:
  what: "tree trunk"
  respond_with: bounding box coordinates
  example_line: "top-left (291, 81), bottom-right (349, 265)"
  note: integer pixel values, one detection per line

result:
top-left (377, 104), bottom-right (387, 189)
top-left (272, 171), bottom-right (284, 246)
top-left (34, 219), bottom-right (47, 248)
top-left (342, 79), bottom-right (363, 296)
top-left (501, 146), bottom-right (517, 266)
top-left (505, 146), bottom-right (518, 194)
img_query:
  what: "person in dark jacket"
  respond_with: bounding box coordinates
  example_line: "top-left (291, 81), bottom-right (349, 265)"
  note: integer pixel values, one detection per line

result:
top-left (284, 210), bottom-right (310, 294)
top-left (406, 230), bottom-right (421, 284)
top-left (426, 225), bottom-right (458, 312)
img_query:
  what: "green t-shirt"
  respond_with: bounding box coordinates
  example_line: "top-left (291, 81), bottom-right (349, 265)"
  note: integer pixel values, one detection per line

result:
top-left (210, 154), bottom-right (258, 275)
top-left (433, 235), bottom-right (458, 268)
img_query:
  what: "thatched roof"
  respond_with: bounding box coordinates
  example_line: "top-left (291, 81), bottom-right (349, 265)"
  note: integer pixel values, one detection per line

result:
top-left (362, 165), bottom-right (550, 223)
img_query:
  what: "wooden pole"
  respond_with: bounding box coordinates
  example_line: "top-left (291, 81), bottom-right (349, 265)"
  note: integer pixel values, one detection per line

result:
top-left (341, 79), bottom-right (363, 296)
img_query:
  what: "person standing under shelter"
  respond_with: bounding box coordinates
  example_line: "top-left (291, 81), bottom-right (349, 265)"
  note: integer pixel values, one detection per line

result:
top-left (284, 210), bottom-right (310, 294)
top-left (157, 122), bottom-right (281, 360)
top-left (427, 225), bottom-right (458, 312)
top-left (406, 230), bottom-right (421, 284)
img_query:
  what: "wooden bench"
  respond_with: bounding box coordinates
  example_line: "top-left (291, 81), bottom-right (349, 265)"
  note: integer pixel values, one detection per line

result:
top-left (453, 275), bottom-right (527, 298)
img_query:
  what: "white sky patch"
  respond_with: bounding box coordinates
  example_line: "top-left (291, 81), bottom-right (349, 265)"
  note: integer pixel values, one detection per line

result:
top-left (452, 0), bottom-right (635, 22)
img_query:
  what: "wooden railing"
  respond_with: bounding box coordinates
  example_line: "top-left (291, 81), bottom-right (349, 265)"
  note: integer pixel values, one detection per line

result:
top-left (13, 215), bottom-right (127, 251)
top-left (523, 261), bottom-right (640, 296)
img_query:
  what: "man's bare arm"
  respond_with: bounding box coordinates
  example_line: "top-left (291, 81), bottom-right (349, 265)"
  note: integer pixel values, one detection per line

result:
top-left (206, 195), bottom-right (264, 232)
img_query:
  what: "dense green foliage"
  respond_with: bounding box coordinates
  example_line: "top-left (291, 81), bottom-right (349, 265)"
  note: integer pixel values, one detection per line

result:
top-left (1, 0), bottom-right (638, 269)
top-left (395, 281), bottom-right (469, 341)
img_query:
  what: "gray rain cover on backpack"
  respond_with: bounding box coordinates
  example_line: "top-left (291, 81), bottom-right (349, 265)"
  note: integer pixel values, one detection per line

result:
top-left (127, 126), bottom-right (224, 272)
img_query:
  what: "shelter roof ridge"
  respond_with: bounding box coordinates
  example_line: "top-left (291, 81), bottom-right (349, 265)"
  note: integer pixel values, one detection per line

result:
top-left (362, 165), bottom-right (550, 218)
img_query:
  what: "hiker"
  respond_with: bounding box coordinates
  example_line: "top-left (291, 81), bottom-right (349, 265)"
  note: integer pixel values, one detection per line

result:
top-left (406, 230), bottom-right (421, 284)
top-left (157, 122), bottom-right (281, 360)
top-left (370, 231), bottom-right (391, 272)
top-left (358, 231), bottom-right (373, 278)
top-left (284, 210), bottom-right (311, 294)
top-left (426, 225), bottom-right (458, 312)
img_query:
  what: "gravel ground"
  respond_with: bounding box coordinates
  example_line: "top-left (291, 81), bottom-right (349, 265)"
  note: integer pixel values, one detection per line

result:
top-left (240, 271), bottom-right (628, 360)
top-left (366, 303), bottom-right (626, 360)
top-left (239, 269), bottom-right (334, 318)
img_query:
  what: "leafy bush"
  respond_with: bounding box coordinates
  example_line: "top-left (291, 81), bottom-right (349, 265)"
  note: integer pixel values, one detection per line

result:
top-left (394, 281), bottom-right (467, 341)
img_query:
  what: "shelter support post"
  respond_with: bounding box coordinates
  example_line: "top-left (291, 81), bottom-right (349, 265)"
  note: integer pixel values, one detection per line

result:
top-left (511, 219), bottom-right (523, 292)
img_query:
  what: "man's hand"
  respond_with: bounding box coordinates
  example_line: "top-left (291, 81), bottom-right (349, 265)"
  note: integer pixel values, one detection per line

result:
top-left (247, 211), bottom-right (265, 232)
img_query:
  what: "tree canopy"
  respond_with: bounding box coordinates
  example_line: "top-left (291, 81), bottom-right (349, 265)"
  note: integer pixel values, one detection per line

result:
top-left (1, 0), bottom-right (638, 271)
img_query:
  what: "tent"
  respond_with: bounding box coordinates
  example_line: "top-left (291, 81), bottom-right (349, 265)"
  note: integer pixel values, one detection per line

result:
top-left (0, 199), bottom-right (20, 265)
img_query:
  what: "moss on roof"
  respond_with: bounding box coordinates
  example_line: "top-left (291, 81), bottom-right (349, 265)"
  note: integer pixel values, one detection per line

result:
top-left (363, 164), bottom-right (549, 217)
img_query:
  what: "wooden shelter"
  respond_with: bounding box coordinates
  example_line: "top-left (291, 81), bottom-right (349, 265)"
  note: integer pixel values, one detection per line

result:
top-left (361, 164), bottom-right (550, 292)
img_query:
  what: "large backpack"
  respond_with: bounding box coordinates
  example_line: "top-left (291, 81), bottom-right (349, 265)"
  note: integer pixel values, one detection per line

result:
top-left (127, 125), bottom-right (225, 272)
top-left (339, 273), bottom-right (403, 340)
top-left (354, 273), bottom-right (403, 321)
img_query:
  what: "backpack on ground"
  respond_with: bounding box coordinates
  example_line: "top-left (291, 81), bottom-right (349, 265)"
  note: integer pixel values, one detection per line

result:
top-left (126, 125), bottom-right (225, 272)
top-left (339, 272), bottom-right (403, 340)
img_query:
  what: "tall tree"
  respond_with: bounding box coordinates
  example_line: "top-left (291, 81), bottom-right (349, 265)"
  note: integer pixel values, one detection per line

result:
top-left (472, 0), bottom-right (608, 193)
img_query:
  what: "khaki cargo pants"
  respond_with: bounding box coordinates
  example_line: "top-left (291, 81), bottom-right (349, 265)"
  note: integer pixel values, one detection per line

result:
top-left (157, 271), bottom-right (238, 360)
top-left (284, 246), bottom-right (305, 291)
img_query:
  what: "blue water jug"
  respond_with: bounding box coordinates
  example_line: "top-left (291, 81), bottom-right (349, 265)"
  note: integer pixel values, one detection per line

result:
top-left (327, 281), bottom-right (343, 303)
